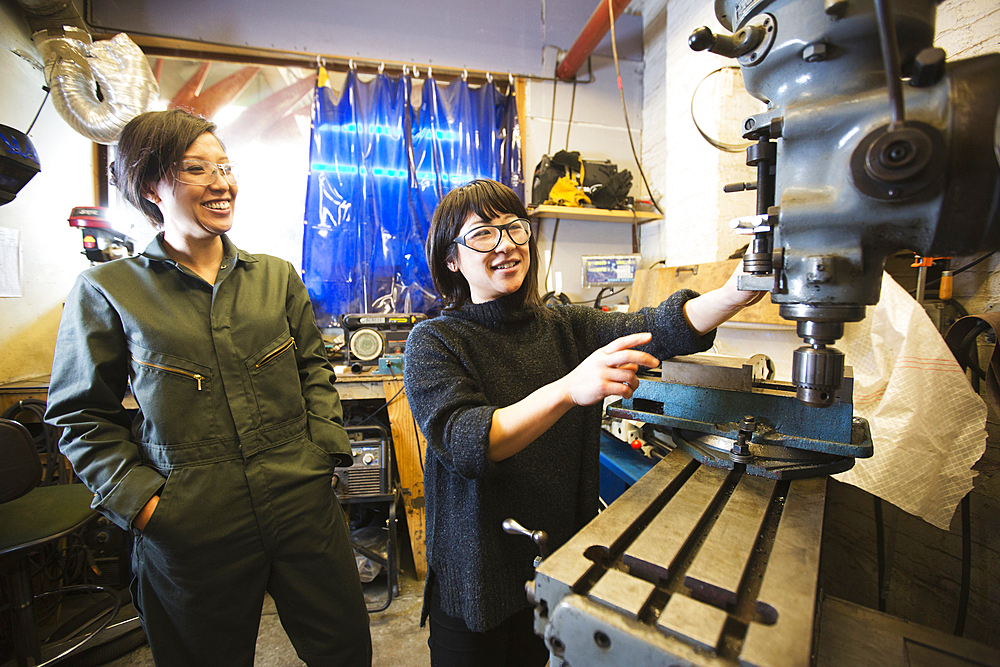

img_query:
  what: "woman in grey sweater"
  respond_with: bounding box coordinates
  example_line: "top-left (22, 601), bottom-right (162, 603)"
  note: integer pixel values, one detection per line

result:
top-left (403, 179), bottom-right (761, 667)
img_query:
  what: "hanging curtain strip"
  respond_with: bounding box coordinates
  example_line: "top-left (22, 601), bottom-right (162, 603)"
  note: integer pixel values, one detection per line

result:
top-left (302, 71), bottom-right (523, 322)
top-left (124, 34), bottom-right (593, 87)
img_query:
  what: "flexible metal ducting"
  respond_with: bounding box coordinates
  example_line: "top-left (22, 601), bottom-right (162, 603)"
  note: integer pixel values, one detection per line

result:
top-left (16, 0), bottom-right (158, 144)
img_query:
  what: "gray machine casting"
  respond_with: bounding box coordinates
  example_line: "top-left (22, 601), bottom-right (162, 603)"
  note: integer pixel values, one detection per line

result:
top-left (692, 0), bottom-right (1000, 407)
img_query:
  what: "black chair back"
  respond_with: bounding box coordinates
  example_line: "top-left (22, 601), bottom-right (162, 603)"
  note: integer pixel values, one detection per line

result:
top-left (0, 417), bottom-right (42, 504)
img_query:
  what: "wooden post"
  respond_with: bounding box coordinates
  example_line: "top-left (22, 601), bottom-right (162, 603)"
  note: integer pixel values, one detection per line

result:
top-left (382, 379), bottom-right (428, 580)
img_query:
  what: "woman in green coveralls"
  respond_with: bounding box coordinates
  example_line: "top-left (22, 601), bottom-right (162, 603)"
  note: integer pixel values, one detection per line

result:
top-left (403, 179), bottom-right (763, 667)
top-left (44, 110), bottom-right (371, 666)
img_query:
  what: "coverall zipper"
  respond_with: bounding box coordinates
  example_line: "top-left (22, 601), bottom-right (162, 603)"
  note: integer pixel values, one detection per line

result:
top-left (132, 357), bottom-right (206, 390)
top-left (256, 337), bottom-right (296, 368)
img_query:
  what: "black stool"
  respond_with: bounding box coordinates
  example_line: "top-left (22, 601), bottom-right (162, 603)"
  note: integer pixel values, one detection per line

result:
top-left (0, 418), bottom-right (120, 666)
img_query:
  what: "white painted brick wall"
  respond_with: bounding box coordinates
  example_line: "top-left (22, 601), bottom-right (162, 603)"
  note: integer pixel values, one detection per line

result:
top-left (640, 0), bottom-right (759, 268)
top-left (935, 0), bottom-right (1000, 316)
top-left (522, 46), bottom-right (648, 306)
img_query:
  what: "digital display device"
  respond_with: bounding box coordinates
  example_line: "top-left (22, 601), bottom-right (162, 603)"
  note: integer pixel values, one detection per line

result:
top-left (581, 254), bottom-right (642, 288)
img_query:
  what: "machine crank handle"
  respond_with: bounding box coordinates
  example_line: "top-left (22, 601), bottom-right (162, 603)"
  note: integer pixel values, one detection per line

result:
top-left (502, 518), bottom-right (550, 563)
top-left (689, 25), bottom-right (764, 59)
top-left (724, 181), bottom-right (758, 193)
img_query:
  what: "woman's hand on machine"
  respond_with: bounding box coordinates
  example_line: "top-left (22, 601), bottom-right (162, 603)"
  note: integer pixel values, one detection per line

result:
top-left (560, 332), bottom-right (659, 407)
top-left (683, 264), bottom-right (767, 335)
top-left (722, 263), bottom-right (767, 308)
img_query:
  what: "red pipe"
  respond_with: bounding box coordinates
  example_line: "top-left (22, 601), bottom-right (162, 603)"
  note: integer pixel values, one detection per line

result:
top-left (556, 0), bottom-right (633, 81)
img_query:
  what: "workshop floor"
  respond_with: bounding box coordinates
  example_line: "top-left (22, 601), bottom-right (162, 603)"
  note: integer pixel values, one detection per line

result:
top-left (101, 572), bottom-right (430, 667)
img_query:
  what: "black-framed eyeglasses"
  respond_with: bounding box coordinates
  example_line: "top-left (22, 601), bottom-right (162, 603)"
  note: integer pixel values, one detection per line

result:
top-left (452, 219), bottom-right (531, 253)
top-left (175, 158), bottom-right (239, 186)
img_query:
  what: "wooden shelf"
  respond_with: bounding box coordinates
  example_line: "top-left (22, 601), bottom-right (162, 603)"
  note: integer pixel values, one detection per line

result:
top-left (527, 205), bottom-right (662, 224)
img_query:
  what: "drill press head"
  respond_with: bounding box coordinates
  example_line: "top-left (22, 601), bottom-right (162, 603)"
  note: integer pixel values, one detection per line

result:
top-left (694, 0), bottom-right (1000, 406)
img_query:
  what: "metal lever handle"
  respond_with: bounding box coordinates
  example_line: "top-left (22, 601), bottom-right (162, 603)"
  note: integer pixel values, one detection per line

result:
top-left (724, 181), bottom-right (758, 193)
top-left (502, 518), bottom-right (550, 560)
top-left (688, 25), bottom-right (763, 59)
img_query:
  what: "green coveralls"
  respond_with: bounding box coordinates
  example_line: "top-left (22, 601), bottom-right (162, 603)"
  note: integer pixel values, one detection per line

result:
top-left (45, 234), bottom-right (372, 666)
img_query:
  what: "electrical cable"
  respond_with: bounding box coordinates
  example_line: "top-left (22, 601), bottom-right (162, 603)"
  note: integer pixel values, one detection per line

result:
top-left (357, 383), bottom-right (405, 426)
top-left (409, 410), bottom-right (425, 475)
top-left (26, 85), bottom-right (51, 135)
top-left (606, 0), bottom-right (662, 215)
top-left (390, 366), bottom-right (425, 474)
top-left (353, 370), bottom-right (424, 474)
top-left (592, 286), bottom-right (628, 308)
top-left (594, 287), bottom-right (610, 309)
top-left (908, 250), bottom-right (997, 295)
top-left (565, 78), bottom-right (578, 149)
top-left (944, 318), bottom-right (992, 636)
top-left (631, 207), bottom-right (640, 254)
top-left (3, 398), bottom-right (64, 485)
top-left (690, 67), bottom-right (755, 153)
top-left (955, 492), bottom-right (971, 636)
top-left (938, 252), bottom-right (997, 292)
top-left (547, 60), bottom-right (559, 155)
top-left (951, 250), bottom-right (997, 275)
top-left (24, 55), bottom-right (63, 135)
top-left (544, 218), bottom-right (561, 291)
top-left (874, 496), bottom-right (887, 612)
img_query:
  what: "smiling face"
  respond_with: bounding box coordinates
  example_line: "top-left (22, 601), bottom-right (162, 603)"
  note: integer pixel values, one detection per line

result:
top-left (449, 212), bottom-right (531, 304)
top-left (143, 132), bottom-right (236, 244)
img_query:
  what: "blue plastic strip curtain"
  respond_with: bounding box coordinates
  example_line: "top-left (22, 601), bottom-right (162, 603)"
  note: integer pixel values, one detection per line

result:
top-left (303, 71), bottom-right (412, 325)
top-left (303, 70), bottom-right (522, 326)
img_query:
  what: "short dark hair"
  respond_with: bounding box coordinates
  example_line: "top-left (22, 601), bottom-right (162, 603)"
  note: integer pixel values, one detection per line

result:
top-left (110, 109), bottom-right (217, 229)
top-left (426, 179), bottom-right (542, 311)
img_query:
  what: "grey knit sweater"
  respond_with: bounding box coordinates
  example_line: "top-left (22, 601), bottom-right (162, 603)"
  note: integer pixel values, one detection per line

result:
top-left (402, 289), bottom-right (714, 632)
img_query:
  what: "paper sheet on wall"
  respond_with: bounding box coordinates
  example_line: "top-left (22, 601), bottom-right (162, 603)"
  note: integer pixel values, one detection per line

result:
top-left (0, 227), bottom-right (22, 297)
top-left (835, 273), bottom-right (987, 530)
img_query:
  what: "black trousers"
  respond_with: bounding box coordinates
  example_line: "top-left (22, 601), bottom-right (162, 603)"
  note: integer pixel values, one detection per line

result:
top-left (427, 576), bottom-right (549, 667)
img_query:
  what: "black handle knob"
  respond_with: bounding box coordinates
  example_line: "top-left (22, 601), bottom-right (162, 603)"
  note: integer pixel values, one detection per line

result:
top-left (689, 26), bottom-right (715, 52)
top-left (689, 24), bottom-right (763, 58)
top-left (909, 47), bottom-right (946, 88)
top-left (503, 518), bottom-right (550, 560)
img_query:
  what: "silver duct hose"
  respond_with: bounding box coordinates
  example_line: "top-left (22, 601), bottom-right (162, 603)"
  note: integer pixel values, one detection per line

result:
top-left (33, 28), bottom-right (159, 145)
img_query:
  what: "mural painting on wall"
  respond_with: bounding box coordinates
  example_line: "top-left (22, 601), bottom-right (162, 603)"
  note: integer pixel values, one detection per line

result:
top-left (108, 58), bottom-right (317, 264)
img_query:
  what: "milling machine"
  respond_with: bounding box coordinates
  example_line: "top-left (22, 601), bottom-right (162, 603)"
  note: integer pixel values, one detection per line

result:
top-left (515, 1), bottom-right (1000, 665)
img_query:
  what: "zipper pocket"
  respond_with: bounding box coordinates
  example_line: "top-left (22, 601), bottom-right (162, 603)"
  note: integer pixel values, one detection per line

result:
top-left (256, 337), bottom-right (296, 368)
top-left (132, 356), bottom-right (206, 390)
